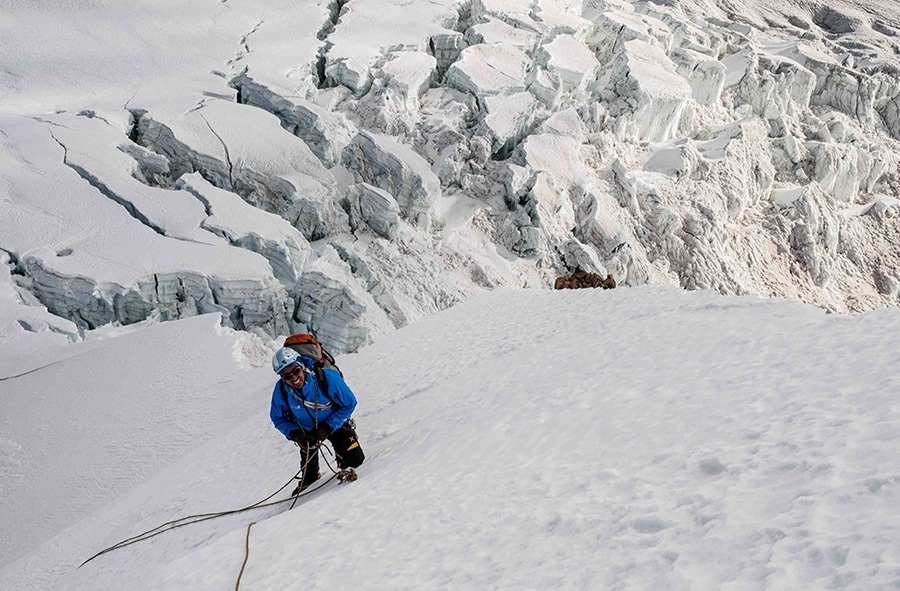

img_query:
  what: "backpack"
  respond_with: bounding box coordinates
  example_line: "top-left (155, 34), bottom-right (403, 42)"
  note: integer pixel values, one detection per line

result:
top-left (283, 333), bottom-right (342, 378)
top-left (279, 334), bottom-right (342, 428)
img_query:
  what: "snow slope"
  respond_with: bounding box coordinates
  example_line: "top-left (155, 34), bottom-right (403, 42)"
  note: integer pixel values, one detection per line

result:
top-left (0, 313), bottom-right (271, 566)
top-left (3, 286), bottom-right (899, 590)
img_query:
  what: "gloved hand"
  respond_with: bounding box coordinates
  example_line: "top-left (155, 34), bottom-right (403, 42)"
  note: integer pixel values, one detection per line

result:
top-left (313, 424), bottom-right (333, 441)
top-left (289, 430), bottom-right (314, 445)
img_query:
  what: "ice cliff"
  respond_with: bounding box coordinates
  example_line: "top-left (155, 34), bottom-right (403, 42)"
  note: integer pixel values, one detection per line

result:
top-left (2, 0), bottom-right (899, 354)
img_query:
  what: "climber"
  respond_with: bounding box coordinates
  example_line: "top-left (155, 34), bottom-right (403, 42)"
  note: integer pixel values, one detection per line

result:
top-left (269, 347), bottom-right (365, 495)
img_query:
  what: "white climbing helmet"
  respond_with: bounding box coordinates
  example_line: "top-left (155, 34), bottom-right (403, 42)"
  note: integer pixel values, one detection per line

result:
top-left (272, 347), bottom-right (301, 374)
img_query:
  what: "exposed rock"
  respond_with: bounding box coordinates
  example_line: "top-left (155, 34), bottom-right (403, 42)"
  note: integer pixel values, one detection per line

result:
top-left (6, 0), bottom-right (900, 362)
top-left (554, 270), bottom-right (617, 290)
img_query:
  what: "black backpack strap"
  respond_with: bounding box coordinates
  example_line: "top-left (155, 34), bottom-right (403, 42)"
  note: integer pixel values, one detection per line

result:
top-left (279, 381), bottom-right (297, 426)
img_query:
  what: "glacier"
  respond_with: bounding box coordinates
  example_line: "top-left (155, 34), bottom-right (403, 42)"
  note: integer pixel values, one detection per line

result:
top-left (1, 0), bottom-right (899, 360)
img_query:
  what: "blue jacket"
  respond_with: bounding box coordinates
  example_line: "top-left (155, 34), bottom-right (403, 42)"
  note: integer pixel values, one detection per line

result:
top-left (269, 363), bottom-right (358, 440)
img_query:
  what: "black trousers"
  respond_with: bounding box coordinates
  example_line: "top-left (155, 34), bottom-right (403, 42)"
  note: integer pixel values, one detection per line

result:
top-left (298, 421), bottom-right (365, 486)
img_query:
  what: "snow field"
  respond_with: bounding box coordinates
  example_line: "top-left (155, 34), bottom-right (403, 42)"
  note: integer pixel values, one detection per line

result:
top-left (4, 286), bottom-right (897, 590)
top-left (0, 314), bottom-right (267, 567)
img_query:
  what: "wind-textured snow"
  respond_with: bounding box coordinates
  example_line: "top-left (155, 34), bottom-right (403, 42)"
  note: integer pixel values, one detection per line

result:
top-left (1, 287), bottom-right (899, 590)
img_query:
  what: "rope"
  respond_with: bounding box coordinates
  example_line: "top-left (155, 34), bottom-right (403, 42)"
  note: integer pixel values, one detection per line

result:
top-left (78, 466), bottom-right (333, 568)
top-left (321, 444), bottom-right (339, 475)
top-left (81, 371), bottom-right (352, 571)
top-left (289, 446), bottom-right (316, 511)
top-left (235, 521), bottom-right (256, 591)
top-left (288, 439), bottom-right (338, 510)
top-left (235, 444), bottom-right (347, 589)
top-left (0, 358), bottom-right (65, 381)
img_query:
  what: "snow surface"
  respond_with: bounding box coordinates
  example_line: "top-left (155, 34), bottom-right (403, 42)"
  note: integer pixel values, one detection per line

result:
top-left (2, 0), bottom-right (900, 586)
top-left (0, 314), bottom-right (265, 567)
top-left (3, 287), bottom-right (900, 590)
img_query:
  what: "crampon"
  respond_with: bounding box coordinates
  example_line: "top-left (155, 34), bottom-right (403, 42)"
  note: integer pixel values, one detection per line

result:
top-left (337, 469), bottom-right (358, 483)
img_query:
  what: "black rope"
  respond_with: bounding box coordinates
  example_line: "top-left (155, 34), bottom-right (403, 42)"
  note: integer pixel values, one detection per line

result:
top-left (288, 440), bottom-right (341, 510)
top-left (80, 369), bottom-right (352, 569)
top-left (0, 359), bottom-right (66, 381)
top-left (235, 445), bottom-right (349, 590)
top-left (78, 465), bottom-right (338, 568)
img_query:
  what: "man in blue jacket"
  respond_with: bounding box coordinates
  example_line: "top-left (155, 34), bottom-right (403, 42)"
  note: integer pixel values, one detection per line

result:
top-left (270, 347), bottom-right (365, 494)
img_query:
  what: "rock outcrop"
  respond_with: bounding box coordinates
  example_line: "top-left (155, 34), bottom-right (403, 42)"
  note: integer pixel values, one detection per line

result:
top-left (554, 271), bottom-right (617, 290)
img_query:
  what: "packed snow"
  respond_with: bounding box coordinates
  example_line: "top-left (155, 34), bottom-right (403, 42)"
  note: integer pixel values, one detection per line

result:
top-left (2, 287), bottom-right (900, 590)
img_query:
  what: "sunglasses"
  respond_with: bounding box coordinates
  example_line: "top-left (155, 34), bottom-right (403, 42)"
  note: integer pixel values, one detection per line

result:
top-left (281, 366), bottom-right (305, 381)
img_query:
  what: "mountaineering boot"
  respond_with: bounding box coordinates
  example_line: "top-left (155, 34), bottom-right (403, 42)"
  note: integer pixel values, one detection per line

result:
top-left (337, 468), bottom-right (358, 483)
top-left (292, 470), bottom-right (321, 496)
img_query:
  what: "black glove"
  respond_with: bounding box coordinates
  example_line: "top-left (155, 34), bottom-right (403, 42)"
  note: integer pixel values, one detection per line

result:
top-left (314, 424), bottom-right (333, 441)
top-left (289, 430), bottom-right (314, 445)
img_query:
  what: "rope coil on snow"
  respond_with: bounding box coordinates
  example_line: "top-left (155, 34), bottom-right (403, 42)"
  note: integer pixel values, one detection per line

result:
top-left (78, 441), bottom-right (339, 569)
top-left (80, 397), bottom-right (353, 573)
